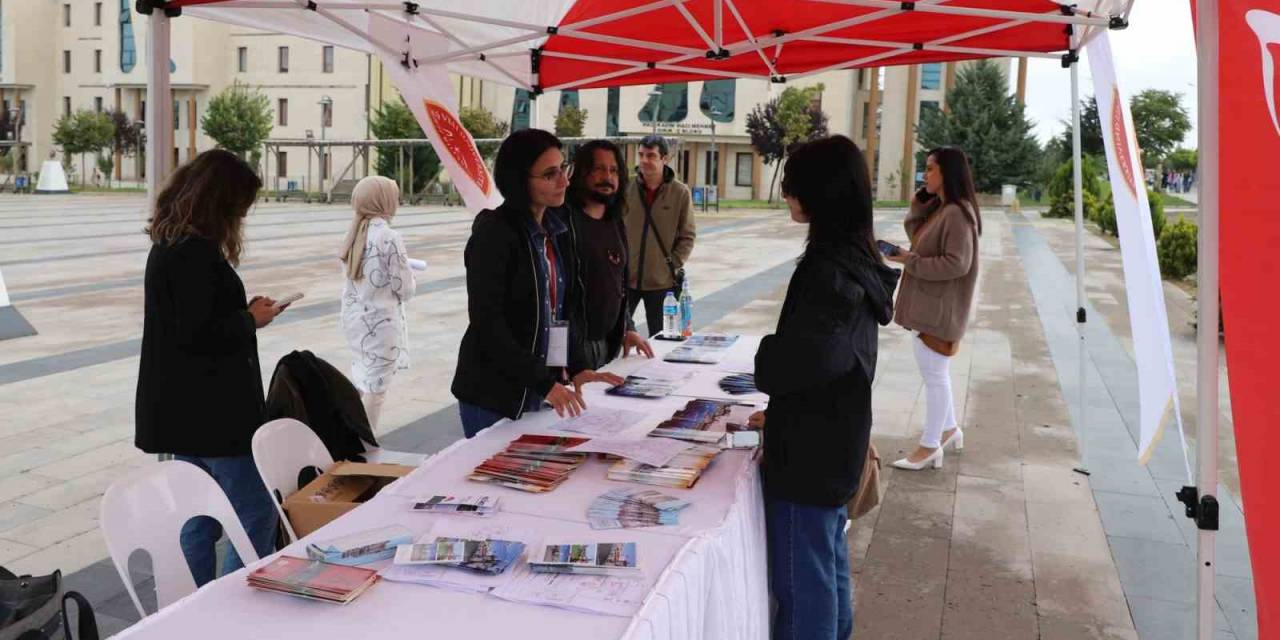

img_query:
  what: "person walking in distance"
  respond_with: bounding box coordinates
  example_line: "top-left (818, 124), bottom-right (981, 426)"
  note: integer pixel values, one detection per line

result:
top-left (622, 135), bottom-right (696, 337)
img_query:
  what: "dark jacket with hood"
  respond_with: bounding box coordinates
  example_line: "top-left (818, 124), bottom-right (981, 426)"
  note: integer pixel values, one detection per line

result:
top-left (755, 243), bottom-right (900, 507)
top-left (451, 202), bottom-right (589, 420)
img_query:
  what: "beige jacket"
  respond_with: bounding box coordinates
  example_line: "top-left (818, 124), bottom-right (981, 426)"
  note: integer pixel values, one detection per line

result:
top-left (893, 198), bottom-right (980, 343)
top-left (622, 166), bottom-right (696, 291)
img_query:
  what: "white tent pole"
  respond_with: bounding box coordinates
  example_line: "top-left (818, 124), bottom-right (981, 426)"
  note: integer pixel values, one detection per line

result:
top-left (1071, 59), bottom-right (1090, 476)
top-left (531, 95), bottom-right (539, 130)
top-left (145, 9), bottom-right (173, 204)
top-left (1194, 1), bottom-right (1220, 639)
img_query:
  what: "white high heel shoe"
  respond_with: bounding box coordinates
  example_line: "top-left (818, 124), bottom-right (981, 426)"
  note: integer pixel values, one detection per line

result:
top-left (891, 447), bottom-right (944, 470)
top-left (942, 428), bottom-right (964, 451)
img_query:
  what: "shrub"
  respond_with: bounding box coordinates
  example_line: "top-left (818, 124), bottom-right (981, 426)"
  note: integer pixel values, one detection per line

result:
top-left (1158, 218), bottom-right (1198, 279)
top-left (1045, 188), bottom-right (1101, 221)
top-left (1147, 189), bottom-right (1166, 239)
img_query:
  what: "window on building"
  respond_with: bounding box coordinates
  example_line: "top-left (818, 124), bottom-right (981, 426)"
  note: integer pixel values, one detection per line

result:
top-left (173, 101), bottom-right (180, 130)
top-left (606, 87), bottom-right (620, 137)
top-left (704, 149), bottom-right (719, 185)
top-left (63, 97), bottom-right (71, 117)
top-left (511, 89), bottom-right (531, 132)
top-left (921, 63), bottom-right (943, 90)
top-left (639, 83), bottom-right (689, 125)
top-left (63, 50), bottom-right (71, 74)
top-left (119, 0), bottom-right (136, 72)
top-left (95, 2), bottom-right (102, 26)
top-left (699, 79), bottom-right (735, 122)
top-left (1, 1), bottom-right (5, 74)
top-left (63, 4), bottom-right (70, 27)
top-left (94, 50), bottom-right (102, 73)
top-left (735, 152), bottom-right (752, 187)
top-left (278, 98), bottom-right (288, 126)
top-left (277, 151), bottom-right (287, 177)
top-left (559, 90), bottom-right (579, 110)
top-left (278, 46), bottom-right (289, 73)
top-left (237, 47), bottom-right (247, 73)
top-left (322, 46), bottom-right (334, 73)
top-left (321, 101), bottom-right (332, 128)
top-left (94, 97), bottom-right (103, 112)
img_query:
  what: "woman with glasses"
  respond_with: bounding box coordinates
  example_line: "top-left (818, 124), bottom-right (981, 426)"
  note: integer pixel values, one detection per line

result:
top-left (451, 129), bottom-right (623, 438)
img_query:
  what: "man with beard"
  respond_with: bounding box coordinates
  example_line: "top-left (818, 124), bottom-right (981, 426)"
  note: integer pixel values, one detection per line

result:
top-left (566, 140), bottom-right (655, 370)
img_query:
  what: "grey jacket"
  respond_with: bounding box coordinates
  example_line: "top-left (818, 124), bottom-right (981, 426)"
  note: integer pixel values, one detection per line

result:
top-left (893, 198), bottom-right (980, 343)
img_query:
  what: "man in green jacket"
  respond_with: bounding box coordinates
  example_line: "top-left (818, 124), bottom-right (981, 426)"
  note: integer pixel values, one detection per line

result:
top-left (622, 135), bottom-right (697, 336)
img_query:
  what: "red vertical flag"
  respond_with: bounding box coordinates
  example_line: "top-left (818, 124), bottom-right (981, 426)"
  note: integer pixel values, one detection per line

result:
top-left (1218, 1), bottom-right (1280, 635)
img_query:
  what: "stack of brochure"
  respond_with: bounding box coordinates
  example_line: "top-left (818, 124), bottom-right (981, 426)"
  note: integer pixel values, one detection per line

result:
top-left (247, 556), bottom-right (379, 605)
top-left (393, 537), bottom-right (526, 576)
top-left (527, 542), bottom-right (639, 576)
top-left (648, 399), bottom-right (735, 444)
top-left (588, 488), bottom-right (691, 529)
top-left (606, 444), bottom-right (721, 489)
top-left (663, 334), bottom-right (740, 364)
top-left (410, 495), bottom-right (500, 517)
top-left (305, 525), bottom-right (414, 566)
top-left (468, 435), bottom-right (589, 493)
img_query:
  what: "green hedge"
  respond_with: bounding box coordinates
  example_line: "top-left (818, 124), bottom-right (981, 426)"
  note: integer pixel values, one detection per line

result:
top-left (1158, 218), bottom-right (1198, 279)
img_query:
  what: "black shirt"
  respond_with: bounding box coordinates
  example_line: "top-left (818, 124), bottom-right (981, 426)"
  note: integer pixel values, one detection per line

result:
top-left (577, 211), bottom-right (626, 341)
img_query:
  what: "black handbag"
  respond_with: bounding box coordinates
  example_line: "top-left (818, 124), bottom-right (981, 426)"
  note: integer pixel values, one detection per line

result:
top-left (0, 567), bottom-right (98, 640)
top-left (636, 191), bottom-right (686, 293)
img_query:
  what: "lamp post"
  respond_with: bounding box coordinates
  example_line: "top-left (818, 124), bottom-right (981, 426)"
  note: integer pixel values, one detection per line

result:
top-left (647, 88), bottom-right (662, 134)
top-left (318, 95), bottom-right (332, 189)
top-left (305, 128), bottom-right (314, 196)
top-left (707, 105), bottom-right (722, 212)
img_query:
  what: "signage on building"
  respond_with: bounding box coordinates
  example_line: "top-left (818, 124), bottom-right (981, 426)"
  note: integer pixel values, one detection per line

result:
top-left (650, 123), bottom-right (714, 136)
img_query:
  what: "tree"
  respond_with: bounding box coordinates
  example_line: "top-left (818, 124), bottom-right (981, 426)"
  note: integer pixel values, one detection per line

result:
top-left (106, 110), bottom-right (141, 158)
top-left (554, 105), bottom-right (588, 138)
top-left (97, 154), bottom-right (114, 188)
top-left (1052, 96), bottom-right (1105, 159)
top-left (459, 106), bottom-right (509, 160)
top-left (1130, 89), bottom-right (1191, 167)
top-left (1166, 148), bottom-right (1197, 172)
top-left (201, 81), bottom-right (273, 158)
top-left (370, 98), bottom-right (439, 194)
top-left (745, 85), bottom-right (828, 201)
top-left (52, 109), bottom-right (115, 186)
top-left (916, 59), bottom-right (1040, 193)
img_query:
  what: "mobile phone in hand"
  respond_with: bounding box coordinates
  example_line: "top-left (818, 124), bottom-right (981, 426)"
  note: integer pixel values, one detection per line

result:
top-left (876, 240), bottom-right (902, 257)
top-left (273, 292), bottom-right (304, 311)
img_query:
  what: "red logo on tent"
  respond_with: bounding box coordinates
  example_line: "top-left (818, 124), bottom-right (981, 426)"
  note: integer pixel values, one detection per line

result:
top-left (1110, 88), bottom-right (1139, 199)
top-left (424, 99), bottom-right (492, 196)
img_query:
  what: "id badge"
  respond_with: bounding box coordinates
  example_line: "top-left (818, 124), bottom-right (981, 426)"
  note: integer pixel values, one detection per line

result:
top-left (547, 322), bottom-right (569, 368)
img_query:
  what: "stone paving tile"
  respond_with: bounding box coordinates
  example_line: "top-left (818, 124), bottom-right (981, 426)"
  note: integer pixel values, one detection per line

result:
top-left (0, 497), bottom-right (100, 547)
top-left (0, 471), bottom-right (60, 503)
top-left (6, 528), bottom-right (110, 576)
top-left (0, 500), bottom-right (52, 533)
top-left (0, 537), bottom-right (38, 564)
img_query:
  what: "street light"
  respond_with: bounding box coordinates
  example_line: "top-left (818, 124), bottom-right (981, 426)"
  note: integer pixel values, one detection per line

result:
top-left (647, 87), bottom-right (662, 134)
top-left (318, 96), bottom-right (332, 188)
top-left (707, 105), bottom-right (722, 212)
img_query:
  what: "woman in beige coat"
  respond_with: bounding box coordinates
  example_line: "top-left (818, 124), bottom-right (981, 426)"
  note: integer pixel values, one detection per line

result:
top-left (886, 147), bottom-right (982, 470)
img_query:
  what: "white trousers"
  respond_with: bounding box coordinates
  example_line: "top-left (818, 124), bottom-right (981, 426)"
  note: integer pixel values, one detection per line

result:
top-left (361, 391), bottom-right (387, 430)
top-left (912, 336), bottom-right (957, 448)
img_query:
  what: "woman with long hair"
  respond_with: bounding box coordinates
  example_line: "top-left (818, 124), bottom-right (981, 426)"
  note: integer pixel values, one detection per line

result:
top-left (450, 129), bottom-right (621, 438)
top-left (135, 149), bottom-right (282, 585)
top-left (754, 135), bottom-right (899, 639)
top-left (887, 146), bottom-right (983, 470)
top-left (339, 175), bottom-right (415, 429)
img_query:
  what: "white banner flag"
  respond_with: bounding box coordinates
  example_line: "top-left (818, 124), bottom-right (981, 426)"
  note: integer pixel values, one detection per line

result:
top-left (1086, 32), bottom-right (1184, 464)
top-left (367, 13), bottom-right (502, 212)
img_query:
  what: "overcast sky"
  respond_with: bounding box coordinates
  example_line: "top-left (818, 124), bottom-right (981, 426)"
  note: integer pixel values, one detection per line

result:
top-left (1020, 1), bottom-right (1199, 148)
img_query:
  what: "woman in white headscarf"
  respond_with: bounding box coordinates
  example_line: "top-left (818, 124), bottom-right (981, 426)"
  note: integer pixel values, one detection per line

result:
top-left (340, 176), bottom-right (417, 428)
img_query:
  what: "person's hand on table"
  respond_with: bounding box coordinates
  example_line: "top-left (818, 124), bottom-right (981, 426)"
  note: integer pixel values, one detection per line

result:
top-left (248, 296), bottom-right (281, 328)
top-left (748, 411), bottom-right (766, 429)
top-left (622, 330), bottom-right (655, 359)
top-left (572, 369), bottom-right (626, 391)
top-left (545, 382), bottom-right (586, 418)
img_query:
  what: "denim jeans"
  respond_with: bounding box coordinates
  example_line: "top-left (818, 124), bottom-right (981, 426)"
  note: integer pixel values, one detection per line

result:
top-left (765, 497), bottom-right (853, 640)
top-left (174, 455), bottom-right (279, 587)
top-left (459, 402), bottom-right (506, 439)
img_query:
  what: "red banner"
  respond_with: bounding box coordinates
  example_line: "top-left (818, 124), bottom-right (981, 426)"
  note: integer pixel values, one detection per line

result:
top-left (1219, 1), bottom-right (1280, 635)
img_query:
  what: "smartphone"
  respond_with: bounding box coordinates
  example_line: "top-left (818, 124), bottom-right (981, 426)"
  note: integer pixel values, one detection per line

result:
top-left (273, 292), bottom-right (304, 311)
top-left (876, 240), bottom-right (902, 257)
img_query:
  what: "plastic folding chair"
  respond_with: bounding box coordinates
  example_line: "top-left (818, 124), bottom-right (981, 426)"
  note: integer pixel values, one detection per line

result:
top-left (250, 418), bottom-right (334, 542)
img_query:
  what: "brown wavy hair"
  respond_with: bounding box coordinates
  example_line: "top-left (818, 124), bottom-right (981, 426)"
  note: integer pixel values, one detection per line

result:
top-left (146, 149), bottom-right (262, 265)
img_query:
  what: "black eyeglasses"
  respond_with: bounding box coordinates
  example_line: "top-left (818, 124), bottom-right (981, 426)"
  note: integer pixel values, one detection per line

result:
top-left (531, 162), bottom-right (574, 183)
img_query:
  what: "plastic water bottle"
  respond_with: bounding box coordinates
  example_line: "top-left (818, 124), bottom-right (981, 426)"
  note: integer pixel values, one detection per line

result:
top-left (679, 281), bottom-right (693, 337)
top-left (662, 291), bottom-right (680, 337)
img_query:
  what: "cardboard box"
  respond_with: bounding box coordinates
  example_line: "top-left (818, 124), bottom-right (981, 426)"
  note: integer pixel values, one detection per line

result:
top-left (283, 462), bottom-right (414, 539)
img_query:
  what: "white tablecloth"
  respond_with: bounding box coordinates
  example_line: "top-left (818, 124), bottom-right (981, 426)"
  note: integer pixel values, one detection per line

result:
top-left (113, 337), bottom-right (769, 640)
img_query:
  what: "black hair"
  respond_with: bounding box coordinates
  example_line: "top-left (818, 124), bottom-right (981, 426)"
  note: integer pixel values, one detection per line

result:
top-left (927, 146), bottom-right (983, 235)
top-left (780, 135), bottom-right (879, 263)
top-left (493, 128), bottom-right (562, 214)
top-left (638, 134), bottom-right (669, 157)
top-left (569, 139), bottom-right (628, 212)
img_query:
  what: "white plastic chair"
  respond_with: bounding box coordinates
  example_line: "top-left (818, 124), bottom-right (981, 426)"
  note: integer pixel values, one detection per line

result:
top-left (251, 418), bottom-right (334, 543)
top-left (100, 460), bottom-right (261, 618)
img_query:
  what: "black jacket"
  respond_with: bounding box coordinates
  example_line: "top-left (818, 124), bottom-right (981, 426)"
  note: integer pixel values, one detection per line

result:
top-left (265, 350), bottom-right (379, 461)
top-left (565, 201), bottom-right (635, 363)
top-left (135, 236), bottom-right (265, 457)
top-left (451, 203), bottom-right (588, 420)
top-left (755, 244), bottom-right (900, 507)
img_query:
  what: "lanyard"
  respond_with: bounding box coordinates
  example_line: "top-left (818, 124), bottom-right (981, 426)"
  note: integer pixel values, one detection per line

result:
top-left (544, 235), bottom-right (560, 319)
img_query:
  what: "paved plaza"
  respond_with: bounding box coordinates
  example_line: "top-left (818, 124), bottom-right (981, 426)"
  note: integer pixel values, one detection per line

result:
top-left (0, 195), bottom-right (1255, 638)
